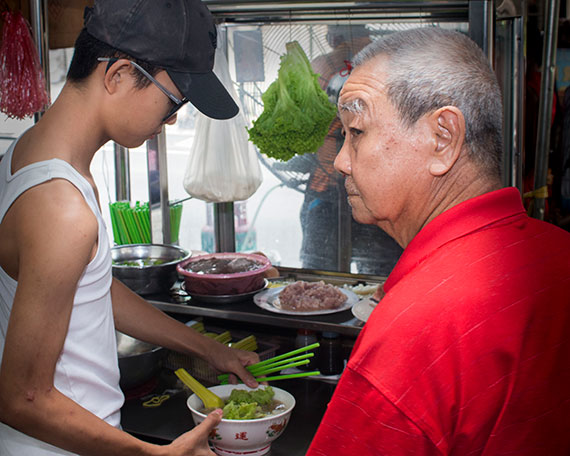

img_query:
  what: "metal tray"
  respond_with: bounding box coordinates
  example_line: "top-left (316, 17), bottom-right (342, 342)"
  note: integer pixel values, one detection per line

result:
top-left (182, 279), bottom-right (269, 304)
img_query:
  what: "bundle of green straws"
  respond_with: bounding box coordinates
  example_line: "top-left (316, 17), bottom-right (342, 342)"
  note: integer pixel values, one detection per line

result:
top-left (109, 201), bottom-right (182, 245)
top-left (217, 343), bottom-right (321, 384)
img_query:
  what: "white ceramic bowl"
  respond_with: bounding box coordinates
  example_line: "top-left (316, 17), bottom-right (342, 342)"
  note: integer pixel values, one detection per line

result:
top-left (186, 385), bottom-right (295, 456)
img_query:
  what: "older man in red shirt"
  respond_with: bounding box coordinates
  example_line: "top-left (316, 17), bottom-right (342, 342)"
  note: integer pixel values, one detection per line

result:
top-left (307, 27), bottom-right (570, 455)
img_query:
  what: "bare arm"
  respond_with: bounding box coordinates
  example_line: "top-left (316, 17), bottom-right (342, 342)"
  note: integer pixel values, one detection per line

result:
top-left (111, 278), bottom-right (259, 387)
top-left (0, 180), bottom-right (218, 456)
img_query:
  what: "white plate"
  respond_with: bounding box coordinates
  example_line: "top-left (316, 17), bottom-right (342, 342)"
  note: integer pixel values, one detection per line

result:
top-left (351, 297), bottom-right (378, 322)
top-left (253, 285), bottom-right (358, 316)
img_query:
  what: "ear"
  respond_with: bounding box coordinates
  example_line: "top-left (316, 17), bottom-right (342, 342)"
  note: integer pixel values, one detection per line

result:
top-left (427, 106), bottom-right (465, 176)
top-left (102, 59), bottom-right (132, 95)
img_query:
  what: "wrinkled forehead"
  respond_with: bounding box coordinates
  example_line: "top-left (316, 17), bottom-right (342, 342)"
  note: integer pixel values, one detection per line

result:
top-left (337, 57), bottom-right (388, 118)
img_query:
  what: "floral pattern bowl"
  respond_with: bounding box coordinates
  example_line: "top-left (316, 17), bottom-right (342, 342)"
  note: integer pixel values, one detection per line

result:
top-left (186, 384), bottom-right (295, 456)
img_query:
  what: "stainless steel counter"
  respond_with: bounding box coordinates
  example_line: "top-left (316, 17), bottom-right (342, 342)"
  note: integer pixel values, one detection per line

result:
top-left (121, 369), bottom-right (336, 455)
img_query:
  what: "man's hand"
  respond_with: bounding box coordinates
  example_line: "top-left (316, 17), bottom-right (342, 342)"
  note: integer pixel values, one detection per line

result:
top-left (205, 342), bottom-right (260, 388)
top-left (167, 409), bottom-right (223, 455)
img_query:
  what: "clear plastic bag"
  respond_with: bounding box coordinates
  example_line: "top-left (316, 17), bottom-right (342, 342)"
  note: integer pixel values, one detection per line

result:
top-left (183, 50), bottom-right (262, 203)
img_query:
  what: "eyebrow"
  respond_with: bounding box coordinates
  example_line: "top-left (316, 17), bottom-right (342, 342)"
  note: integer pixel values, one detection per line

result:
top-left (338, 98), bottom-right (365, 115)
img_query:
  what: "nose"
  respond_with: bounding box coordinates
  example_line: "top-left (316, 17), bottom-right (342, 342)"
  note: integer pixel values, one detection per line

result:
top-left (334, 139), bottom-right (351, 176)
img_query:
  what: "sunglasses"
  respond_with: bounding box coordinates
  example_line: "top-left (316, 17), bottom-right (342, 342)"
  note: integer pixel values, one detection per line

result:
top-left (98, 57), bottom-right (189, 123)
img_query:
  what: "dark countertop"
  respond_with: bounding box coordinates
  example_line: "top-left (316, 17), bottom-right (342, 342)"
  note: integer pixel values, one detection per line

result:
top-left (121, 369), bottom-right (336, 455)
top-left (140, 267), bottom-right (387, 337)
top-left (150, 297), bottom-right (363, 337)
top-left (146, 275), bottom-right (370, 337)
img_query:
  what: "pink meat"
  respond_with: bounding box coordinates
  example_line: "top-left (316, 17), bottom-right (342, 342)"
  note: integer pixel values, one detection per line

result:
top-left (278, 281), bottom-right (347, 311)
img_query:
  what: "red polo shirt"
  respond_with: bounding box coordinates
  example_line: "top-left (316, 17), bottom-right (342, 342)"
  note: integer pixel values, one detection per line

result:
top-left (307, 188), bottom-right (570, 455)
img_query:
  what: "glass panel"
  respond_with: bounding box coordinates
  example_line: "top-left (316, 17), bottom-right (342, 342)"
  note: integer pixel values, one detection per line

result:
top-left (224, 21), bottom-right (467, 275)
top-left (3, 18), bottom-right (474, 275)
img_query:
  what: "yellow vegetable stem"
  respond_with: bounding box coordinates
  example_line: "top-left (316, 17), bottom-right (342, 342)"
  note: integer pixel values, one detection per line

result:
top-left (232, 335), bottom-right (258, 351)
top-left (214, 331), bottom-right (232, 344)
top-left (175, 368), bottom-right (224, 409)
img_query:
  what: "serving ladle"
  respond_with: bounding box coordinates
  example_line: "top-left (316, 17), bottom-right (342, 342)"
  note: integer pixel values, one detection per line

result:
top-left (174, 368), bottom-right (224, 409)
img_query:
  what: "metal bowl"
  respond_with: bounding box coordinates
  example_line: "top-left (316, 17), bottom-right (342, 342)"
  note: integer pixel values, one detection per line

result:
top-left (112, 244), bottom-right (191, 295)
top-left (116, 332), bottom-right (165, 391)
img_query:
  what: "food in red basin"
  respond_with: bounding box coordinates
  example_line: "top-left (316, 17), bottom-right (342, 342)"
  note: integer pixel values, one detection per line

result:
top-left (177, 253), bottom-right (272, 296)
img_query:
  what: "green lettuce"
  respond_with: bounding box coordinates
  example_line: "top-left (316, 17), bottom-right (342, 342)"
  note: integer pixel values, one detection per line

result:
top-left (248, 41), bottom-right (337, 162)
top-left (222, 386), bottom-right (275, 420)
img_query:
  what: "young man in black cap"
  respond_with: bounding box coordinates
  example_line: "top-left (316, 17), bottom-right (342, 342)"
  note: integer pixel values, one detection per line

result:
top-left (0, 1), bottom-right (256, 455)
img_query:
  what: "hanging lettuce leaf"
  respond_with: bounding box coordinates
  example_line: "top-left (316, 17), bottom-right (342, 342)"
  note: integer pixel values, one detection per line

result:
top-left (248, 41), bottom-right (337, 162)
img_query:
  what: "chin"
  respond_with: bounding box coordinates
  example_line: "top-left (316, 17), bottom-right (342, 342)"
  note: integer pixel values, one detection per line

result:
top-left (117, 138), bottom-right (146, 149)
top-left (352, 212), bottom-right (377, 225)
top-left (348, 198), bottom-right (377, 225)
top-left (350, 207), bottom-right (376, 225)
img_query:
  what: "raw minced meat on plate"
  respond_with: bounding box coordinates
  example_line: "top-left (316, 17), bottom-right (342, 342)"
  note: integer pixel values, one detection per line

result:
top-left (276, 280), bottom-right (347, 311)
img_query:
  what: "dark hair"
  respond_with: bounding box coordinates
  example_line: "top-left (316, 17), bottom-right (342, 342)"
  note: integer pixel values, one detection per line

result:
top-left (67, 28), bottom-right (161, 88)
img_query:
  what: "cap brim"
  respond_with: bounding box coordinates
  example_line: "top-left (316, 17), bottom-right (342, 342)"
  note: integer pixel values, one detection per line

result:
top-left (168, 70), bottom-right (239, 120)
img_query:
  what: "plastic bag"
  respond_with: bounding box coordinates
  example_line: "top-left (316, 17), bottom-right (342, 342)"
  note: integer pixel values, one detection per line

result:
top-left (183, 50), bottom-right (262, 203)
top-left (0, 11), bottom-right (50, 119)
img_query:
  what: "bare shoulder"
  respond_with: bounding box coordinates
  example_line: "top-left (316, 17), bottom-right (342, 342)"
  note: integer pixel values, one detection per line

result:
top-left (8, 178), bottom-right (99, 276)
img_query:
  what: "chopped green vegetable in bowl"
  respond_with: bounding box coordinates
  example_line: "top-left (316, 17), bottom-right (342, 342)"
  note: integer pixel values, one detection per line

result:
top-left (247, 41), bottom-right (337, 162)
top-left (223, 401), bottom-right (261, 420)
top-left (200, 386), bottom-right (283, 420)
top-left (228, 386), bottom-right (274, 405)
top-left (222, 387), bottom-right (276, 420)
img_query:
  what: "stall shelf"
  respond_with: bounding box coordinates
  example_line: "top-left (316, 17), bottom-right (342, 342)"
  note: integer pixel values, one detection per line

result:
top-left (149, 267), bottom-right (382, 337)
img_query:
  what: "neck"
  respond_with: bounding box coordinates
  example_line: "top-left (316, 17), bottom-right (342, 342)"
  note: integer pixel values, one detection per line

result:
top-left (388, 158), bottom-right (502, 248)
top-left (22, 81), bottom-right (110, 175)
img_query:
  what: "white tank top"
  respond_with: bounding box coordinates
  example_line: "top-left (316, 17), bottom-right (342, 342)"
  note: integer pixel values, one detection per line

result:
top-left (0, 138), bottom-right (124, 455)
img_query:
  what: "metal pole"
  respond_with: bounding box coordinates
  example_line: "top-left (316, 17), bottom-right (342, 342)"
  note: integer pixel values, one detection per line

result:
top-left (512, 17), bottom-right (524, 194)
top-left (113, 143), bottom-right (131, 202)
top-left (214, 202), bottom-right (236, 252)
top-left (147, 130), bottom-right (172, 244)
top-left (501, 17), bottom-right (524, 192)
top-left (210, 25), bottom-right (236, 253)
top-left (469, 0), bottom-right (495, 63)
top-left (29, 0), bottom-right (50, 121)
top-left (532, 0), bottom-right (560, 220)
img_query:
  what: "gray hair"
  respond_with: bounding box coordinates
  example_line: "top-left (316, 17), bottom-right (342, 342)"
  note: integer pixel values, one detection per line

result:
top-left (353, 27), bottom-right (503, 177)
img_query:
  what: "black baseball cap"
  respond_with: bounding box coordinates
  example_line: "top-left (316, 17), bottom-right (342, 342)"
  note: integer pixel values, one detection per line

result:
top-left (84, 0), bottom-right (239, 120)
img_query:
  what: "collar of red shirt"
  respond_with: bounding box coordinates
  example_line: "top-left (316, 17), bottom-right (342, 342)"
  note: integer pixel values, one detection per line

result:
top-left (383, 187), bottom-right (526, 294)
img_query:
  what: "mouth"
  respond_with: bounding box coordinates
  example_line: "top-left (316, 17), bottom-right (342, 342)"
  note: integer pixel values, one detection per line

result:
top-left (344, 178), bottom-right (360, 197)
